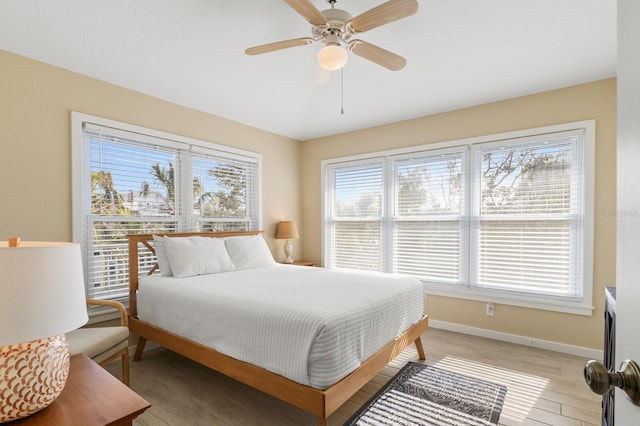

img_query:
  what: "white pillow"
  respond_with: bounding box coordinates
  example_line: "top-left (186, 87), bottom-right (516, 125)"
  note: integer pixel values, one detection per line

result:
top-left (153, 235), bottom-right (173, 277)
top-left (164, 236), bottom-right (235, 278)
top-left (225, 234), bottom-right (276, 270)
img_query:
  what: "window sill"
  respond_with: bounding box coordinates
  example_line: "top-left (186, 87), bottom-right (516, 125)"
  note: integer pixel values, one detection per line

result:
top-left (423, 282), bottom-right (594, 316)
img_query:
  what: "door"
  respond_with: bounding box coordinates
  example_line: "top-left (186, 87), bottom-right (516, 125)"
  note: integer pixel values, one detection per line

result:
top-left (616, 0), bottom-right (640, 423)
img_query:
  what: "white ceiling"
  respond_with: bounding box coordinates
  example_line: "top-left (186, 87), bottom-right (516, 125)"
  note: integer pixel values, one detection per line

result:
top-left (0, 0), bottom-right (616, 141)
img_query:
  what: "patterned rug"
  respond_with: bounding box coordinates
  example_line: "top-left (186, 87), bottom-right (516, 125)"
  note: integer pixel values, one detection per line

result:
top-left (344, 362), bottom-right (507, 426)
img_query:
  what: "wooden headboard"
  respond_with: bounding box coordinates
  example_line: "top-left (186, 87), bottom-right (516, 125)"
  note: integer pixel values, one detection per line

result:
top-left (127, 231), bottom-right (263, 318)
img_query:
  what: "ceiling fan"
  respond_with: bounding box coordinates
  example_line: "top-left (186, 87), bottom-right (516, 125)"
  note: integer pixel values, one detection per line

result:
top-left (245, 0), bottom-right (419, 72)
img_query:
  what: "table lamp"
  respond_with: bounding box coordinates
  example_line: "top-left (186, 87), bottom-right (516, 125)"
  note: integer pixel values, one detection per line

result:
top-left (276, 221), bottom-right (299, 264)
top-left (0, 239), bottom-right (88, 423)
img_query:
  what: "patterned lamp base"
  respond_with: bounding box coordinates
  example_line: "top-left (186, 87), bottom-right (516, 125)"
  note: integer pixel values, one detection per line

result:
top-left (0, 334), bottom-right (70, 423)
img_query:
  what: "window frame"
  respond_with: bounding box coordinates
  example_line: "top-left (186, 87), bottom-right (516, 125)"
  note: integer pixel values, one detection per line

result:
top-left (324, 157), bottom-right (387, 271)
top-left (71, 112), bottom-right (262, 303)
top-left (322, 120), bottom-right (595, 315)
top-left (390, 147), bottom-right (469, 285)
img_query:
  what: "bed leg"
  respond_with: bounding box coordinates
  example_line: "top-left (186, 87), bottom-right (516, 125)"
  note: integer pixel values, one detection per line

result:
top-left (316, 417), bottom-right (327, 426)
top-left (415, 337), bottom-right (426, 360)
top-left (133, 336), bottom-right (147, 361)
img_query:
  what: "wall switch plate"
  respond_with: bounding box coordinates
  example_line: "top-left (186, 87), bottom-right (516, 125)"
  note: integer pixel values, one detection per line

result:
top-left (486, 302), bottom-right (495, 316)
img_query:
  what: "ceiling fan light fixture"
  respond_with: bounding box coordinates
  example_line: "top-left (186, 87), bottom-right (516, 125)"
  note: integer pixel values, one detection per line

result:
top-left (317, 43), bottom-right (348, 71)
top-left (245, 0), bottom-right (418, 71)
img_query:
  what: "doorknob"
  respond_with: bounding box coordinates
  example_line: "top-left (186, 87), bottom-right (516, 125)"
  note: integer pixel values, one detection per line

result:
top-left (584, 359), bottom-right (640, 405)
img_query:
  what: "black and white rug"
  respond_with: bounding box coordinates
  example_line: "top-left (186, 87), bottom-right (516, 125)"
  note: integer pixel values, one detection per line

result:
top-left (344, 362), bottom-right (508, 426)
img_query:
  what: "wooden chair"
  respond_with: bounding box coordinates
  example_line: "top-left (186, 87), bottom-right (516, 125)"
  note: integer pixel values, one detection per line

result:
top-left (66, 298), bottom-right (130, 386)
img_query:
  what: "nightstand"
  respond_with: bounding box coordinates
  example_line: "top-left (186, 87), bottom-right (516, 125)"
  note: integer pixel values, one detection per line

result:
top-left (291, 260), bottom-right (319, 267)
top-left (12, 354), bottom-right (150, 425)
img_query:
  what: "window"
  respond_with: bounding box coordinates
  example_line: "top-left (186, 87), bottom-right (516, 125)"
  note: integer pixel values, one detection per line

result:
top-left (329, 160), bottom-right (385, 271)
top-left (72, 113), bottom-right (261, 302)
top-left (323, 121), bottom-right (594, 314)
top-left (471, 134), bottom-right (582, 298)
top-left (393, 150), bottom-right (467, 284)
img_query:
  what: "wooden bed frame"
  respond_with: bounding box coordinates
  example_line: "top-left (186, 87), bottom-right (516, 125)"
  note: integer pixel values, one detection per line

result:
top-left (128, 231), bottom-right (428, 426)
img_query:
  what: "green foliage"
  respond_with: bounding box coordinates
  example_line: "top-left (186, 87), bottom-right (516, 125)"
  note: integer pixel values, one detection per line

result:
top-left (91, 171), bottom-right (130, 215)
top-left (150, 162), bottom-right (175, 213)
top-left (397, 159), bottom-right (461, 216)
top-left (206, 163), bottom-right (247, 217)
top-left (90, 160), bottom-right (248, 221)
top-left (481, 146), bottom-right (570, 214)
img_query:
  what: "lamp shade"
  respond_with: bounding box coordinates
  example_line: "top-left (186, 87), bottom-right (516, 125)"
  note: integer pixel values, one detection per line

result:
top-left (0, 242), bottom-right (88, 346)
top-left (317, 44), bottom-right (349, 71)
top-left (276, 221), bottom-right (299, 240)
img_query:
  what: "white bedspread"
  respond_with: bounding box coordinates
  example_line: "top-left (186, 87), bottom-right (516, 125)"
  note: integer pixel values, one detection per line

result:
top-left (138, 264), bottom-right (424, 389)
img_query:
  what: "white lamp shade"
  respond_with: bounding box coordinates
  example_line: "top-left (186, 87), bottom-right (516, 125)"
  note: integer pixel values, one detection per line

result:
top-left (317, 44), bottom-right (349, 71)
top-left (0, 242), bottom-right (88, 346)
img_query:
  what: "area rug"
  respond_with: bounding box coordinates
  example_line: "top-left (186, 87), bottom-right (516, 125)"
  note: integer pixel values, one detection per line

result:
top-left (344, 362), bottom-right (507, 426)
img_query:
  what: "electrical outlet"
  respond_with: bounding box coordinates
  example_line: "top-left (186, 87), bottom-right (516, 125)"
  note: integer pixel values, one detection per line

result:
top-left (486, 302), bottom-right (495, 317)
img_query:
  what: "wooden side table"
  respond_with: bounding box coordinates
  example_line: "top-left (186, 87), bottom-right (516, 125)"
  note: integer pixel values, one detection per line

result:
top-left (292, 260), bottom-right (319, 267)
top-left (10, 354), bottom-right (150, 426)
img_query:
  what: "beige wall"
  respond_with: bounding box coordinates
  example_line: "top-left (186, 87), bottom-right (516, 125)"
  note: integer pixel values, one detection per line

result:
top-left (0, 48), bottom-right (616, 350)
top-left (300, 78), bottom-right (617, 350)
top-left (0, 50), bottom-right (301, 260)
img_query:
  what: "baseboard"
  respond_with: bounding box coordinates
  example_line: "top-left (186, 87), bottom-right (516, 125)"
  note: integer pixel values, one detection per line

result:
top-left (429, 319), bottom-right (602, 361)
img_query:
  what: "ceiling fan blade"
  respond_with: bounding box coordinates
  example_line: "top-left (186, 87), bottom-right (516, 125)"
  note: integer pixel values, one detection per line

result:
top-left (348, 39), bottom-right (406, 71)
top-left (349, 0), bottom-right (418, 33)
top-left (284, 0), bottom-right (328, 26)
top-left (245, 37), bottom-right (314, 55)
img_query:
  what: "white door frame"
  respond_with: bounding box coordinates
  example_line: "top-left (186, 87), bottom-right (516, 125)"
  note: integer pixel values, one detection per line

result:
top-left (615, 0), bottom-right (640, 422)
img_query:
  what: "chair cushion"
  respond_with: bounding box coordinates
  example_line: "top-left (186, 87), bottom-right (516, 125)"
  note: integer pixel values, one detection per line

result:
top-left (66, 326), bottom-right (129, 359)
top-left (90, 340), bottom-right (129, 365)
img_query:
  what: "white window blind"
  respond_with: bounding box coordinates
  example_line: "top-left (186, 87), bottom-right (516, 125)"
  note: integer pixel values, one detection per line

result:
top-left (326, 161), bottom-right (384, 271)
top-left (192, 152), bottom-right (259, 232)
top-left (471, 133), bottom-right (582, 298)
top-left (74, 115), bottom-right (261, 302)
top-left (86, 128), bottom-right (182, 301)
top-left (322, 121), bottom-right (593, 313)
top-left (393, 151), bottom-right (467, 284)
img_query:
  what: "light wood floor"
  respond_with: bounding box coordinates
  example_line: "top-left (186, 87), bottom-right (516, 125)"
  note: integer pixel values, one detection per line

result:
top-left (106, 328), bottom-right (602, 426)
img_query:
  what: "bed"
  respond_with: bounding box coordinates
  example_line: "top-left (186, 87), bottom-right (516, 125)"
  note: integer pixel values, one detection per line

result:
top-left (128, 231), bottom-right (428, 425)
